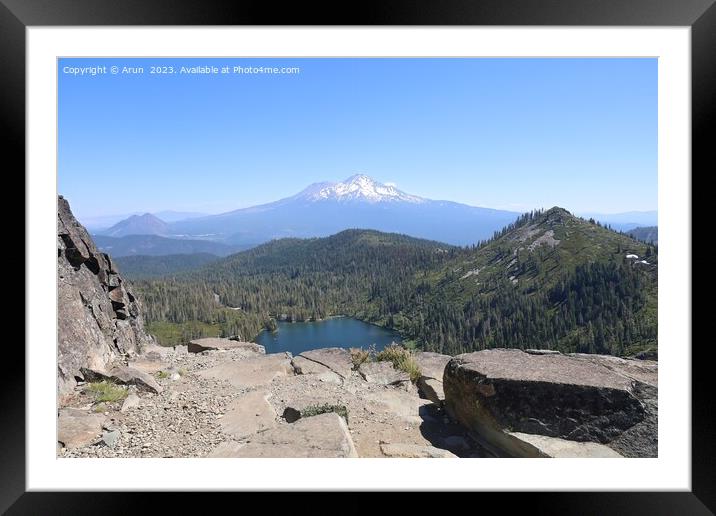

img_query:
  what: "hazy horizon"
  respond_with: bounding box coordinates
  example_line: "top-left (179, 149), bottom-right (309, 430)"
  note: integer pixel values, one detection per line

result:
top-left (69, 172), bottom-right (659, 228)
top-left (59, 57), bottom-right (657, 220)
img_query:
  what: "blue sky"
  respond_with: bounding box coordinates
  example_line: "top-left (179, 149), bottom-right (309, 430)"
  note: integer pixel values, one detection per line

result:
top-left (58, 57), bottom-right (657, 219)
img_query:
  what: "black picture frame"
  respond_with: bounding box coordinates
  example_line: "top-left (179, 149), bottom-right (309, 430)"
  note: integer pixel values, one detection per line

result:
top-left (5, 0), bottom-right (712, 512)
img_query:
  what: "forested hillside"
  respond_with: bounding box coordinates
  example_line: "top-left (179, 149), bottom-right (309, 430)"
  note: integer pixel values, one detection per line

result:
top-left (129, 208), bottom-right (657, 356)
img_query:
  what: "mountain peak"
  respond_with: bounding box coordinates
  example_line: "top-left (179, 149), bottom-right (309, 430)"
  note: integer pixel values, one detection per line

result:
top-left (298, 174), bottom-right (425, 204)
top-left (101, 212), bottom-right (169, 238)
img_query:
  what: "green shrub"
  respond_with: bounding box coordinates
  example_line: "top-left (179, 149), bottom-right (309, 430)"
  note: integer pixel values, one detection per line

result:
top-left (376, 344), bottom-right (422, 383)
top-left (157, 370), bottom-right (170, 379)
top-left (84, 381), bottom-right (128, 403)
top-left (350, 348), bottom-right (371, 369)
top-left (300, 403), bottom-right (349, 423)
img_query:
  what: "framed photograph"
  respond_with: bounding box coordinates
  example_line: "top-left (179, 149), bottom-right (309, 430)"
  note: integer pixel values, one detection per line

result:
top-left (7, 0), bottom-right (712, 511)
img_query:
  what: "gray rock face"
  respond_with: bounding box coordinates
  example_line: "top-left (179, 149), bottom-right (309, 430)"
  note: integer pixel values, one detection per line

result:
top-left (444, 349), bottom-right (653, 457)
top-left (57, 196), bottom-right (153, 395)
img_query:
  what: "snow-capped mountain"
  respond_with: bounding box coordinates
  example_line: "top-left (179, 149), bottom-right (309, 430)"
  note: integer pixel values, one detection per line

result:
top-left (296, 174), bottom-right (425, 204)
top-left (166, 174), bottom-right (520, 247)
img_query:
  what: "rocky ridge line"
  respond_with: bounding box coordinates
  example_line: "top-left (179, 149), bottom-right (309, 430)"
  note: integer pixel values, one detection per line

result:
top-left (58, 195), bottom-right (154, 396)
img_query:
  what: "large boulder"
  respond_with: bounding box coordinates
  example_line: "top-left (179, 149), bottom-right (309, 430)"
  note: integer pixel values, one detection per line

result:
top-left (57, 196), bottom-right (153, 395)
top-left (443, 349), bottom-right (652, 457)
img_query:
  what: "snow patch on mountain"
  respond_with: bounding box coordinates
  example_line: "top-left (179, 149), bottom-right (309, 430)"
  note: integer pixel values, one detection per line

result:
top-left (297, 174), bottom-right (425, 204)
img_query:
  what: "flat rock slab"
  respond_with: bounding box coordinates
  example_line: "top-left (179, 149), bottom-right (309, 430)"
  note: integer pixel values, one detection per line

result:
top-left (569, 353), bottom-right (658, 387)
top-left (220, 390), bottom-right (277, 439)
top-left (127, 358), bottom-right (166, 375)
top-left (365, 388), bottom-right (420, 419)
top-left (507, 432), bottom-right (623, 458)
top-left (81, 365), bottom-right (162, 394)
top-left (444, 349), bottom-right (649, 454)
top-left (453, 349), bottom-right (635, 390)
top-left (207, 441), bottom-right (246, 457)
top-left (299, 348), bottom-right (353, 378)
top-left (380, 443), bottom-right (458, 458)
top-left (227, 412), bottom-right (358, 458)
top-left (58, 408), bottom-right (107, 450)
top-left (292, 356), bottom-right (332, 375)
top-left (188, 338), bottom-right (265, 355)
top-left (359, 361), bottom-right (409, 385)
top-left (198, 353), bottom-right (293, 389)
top-left (413, 352), bottom-right (451, 381)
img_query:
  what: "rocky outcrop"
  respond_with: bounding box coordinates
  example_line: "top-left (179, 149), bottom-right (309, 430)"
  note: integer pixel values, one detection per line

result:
top-left (443, 349), bottom-right (656, 457)
top-left (60, 340), bottom-right (656, 459)
top-left (188, 337), bottom-right (265, 354)
top-left (58, 196), bottom-right (153, 395)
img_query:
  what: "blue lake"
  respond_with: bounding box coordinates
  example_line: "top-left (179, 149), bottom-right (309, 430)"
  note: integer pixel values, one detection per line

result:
top-left (254, 317), bottom-right (402, 355)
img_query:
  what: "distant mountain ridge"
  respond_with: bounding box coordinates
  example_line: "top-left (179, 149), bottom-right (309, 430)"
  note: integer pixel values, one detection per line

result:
top-left (93, 234), bottom-right (244, 257)
top-left (578, 211), bottom-right (657, 231)
top-left (167, 174), bottom-right (520, 246)
top-left (80, 210), bottom-right (208, 231)
top-left (627, 226), bottom-right (658, 244)
top-left (85, 175), bottom-right (657, 249)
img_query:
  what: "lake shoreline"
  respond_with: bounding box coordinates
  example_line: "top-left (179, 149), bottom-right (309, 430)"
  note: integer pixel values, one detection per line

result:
top-left (254, 316), bottom-right (403, 355)
top-left (254, 313), bottom-right (410, 344)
